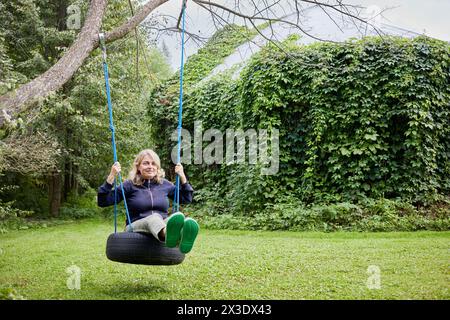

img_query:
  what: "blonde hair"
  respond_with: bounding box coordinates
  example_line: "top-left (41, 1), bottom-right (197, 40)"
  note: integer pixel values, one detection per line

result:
top-left (128, 149), bottom-right (165, 185)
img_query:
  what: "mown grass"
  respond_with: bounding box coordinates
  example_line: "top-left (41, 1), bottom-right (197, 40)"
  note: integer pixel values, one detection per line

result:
top-left (0, 218), bottom-right (448, 300)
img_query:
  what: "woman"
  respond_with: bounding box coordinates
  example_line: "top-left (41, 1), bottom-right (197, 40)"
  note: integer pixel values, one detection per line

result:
top-left (97, 149), bottom-right (199, 254)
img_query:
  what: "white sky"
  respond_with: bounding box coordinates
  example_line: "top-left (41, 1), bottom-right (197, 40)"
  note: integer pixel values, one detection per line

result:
top-left (148, 0), bottom-right (450, 70)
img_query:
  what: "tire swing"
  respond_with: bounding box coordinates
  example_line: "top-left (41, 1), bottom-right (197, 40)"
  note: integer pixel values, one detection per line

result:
top-left (100, 1), bottom-right (188, 266)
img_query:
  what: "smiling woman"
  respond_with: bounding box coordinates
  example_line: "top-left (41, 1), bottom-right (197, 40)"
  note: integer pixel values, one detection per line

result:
top-left (97, 149), bottom-right (199, 255)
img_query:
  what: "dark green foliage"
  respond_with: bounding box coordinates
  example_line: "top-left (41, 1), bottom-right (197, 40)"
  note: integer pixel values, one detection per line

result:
top-left (183, 24), bottom-right (256, 85)
top-left (149, 29), bottom-right (450, 230)
top-left (238, 36), bottom-right (449, 205)
top-left (194, 197), bottom-right (450, 232)
top-left (59, 188), bottom-right (106, 219)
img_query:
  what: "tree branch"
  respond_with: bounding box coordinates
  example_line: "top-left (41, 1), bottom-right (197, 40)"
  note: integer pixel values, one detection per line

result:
top-left (0, 0), bottom-right (106, 126)
top-left (0, 0), bottom-right (168, 127)
top-left (193, 0), bottom-right (334, 43)
top-left (104, 0), bottom-right (168, 42)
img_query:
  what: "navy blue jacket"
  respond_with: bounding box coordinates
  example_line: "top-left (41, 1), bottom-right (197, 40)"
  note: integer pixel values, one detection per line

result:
top-left (97, 179), bottom-right (194, 224)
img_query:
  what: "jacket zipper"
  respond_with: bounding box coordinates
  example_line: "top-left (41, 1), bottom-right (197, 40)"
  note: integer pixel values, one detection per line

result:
top-left (148, 182), bottom-right (154, 215)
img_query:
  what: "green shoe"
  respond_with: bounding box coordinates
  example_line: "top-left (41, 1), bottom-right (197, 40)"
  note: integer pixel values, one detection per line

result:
top-left (165, 212), bottom-right (185, 248)
top-left (179, 218), bottom-right (199, 254)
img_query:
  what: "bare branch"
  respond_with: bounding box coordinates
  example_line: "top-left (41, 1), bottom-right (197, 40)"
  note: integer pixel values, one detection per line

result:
top-left (193, 0), bottom-right (337, 43)
top-left (176, 0), bottom-right (189, 29)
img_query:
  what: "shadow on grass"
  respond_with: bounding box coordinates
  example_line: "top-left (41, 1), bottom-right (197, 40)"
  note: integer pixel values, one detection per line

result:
top-left (97, 280), bottom-right (171, 299)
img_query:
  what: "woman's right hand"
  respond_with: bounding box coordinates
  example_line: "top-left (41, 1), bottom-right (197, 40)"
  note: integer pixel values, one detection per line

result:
top-left (107, 162), bottom-right (121, 184)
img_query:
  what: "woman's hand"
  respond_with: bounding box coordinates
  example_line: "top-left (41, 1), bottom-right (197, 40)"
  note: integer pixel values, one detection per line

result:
top-left (175, 163), bottom-right (187, 184)
top-left (107, 162), bottom-right (121, 184)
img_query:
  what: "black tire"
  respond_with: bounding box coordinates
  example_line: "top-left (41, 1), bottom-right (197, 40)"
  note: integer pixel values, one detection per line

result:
top-left (106, 232), bottom-right (185, 266)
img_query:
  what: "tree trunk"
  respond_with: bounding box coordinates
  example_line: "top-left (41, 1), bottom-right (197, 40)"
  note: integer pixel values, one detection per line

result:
top-left (49, 171), bottom-right (62, 217)
top-left (64, 156), bottom-right (74, 200)
top-left (57, 0), bottom-right (68, 31)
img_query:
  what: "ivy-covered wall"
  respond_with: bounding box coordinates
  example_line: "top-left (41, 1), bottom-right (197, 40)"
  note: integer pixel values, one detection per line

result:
top-left (149, 32), bottom-right (450, 214)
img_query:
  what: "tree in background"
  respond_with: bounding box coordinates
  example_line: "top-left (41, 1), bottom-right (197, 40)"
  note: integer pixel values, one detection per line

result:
top-left (0, 0), bottom-right (171, 216)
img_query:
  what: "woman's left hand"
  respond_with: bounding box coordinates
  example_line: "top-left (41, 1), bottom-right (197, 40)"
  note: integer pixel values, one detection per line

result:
top-left (175, 163), bottom-right (187, 184)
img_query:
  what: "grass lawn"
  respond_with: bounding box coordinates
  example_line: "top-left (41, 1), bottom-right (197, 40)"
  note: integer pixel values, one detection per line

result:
top-left (0, 218), bottom-right (448, 300)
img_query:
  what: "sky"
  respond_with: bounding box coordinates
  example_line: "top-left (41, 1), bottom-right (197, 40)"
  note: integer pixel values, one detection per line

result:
top-left (147, 0), bottom-right (450, 70)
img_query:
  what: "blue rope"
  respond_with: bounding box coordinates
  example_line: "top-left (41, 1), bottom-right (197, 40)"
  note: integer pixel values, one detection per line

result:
top-left (100, 34), bottom-right (133, 232)
top-left (174, 0), bottom-right (187, 213)
top-left (114, 179), bottom-right (118, 233)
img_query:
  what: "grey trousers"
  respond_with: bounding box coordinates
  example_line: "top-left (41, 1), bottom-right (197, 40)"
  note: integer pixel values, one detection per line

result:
top-left (126, 214), bottom-right (168, 242)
